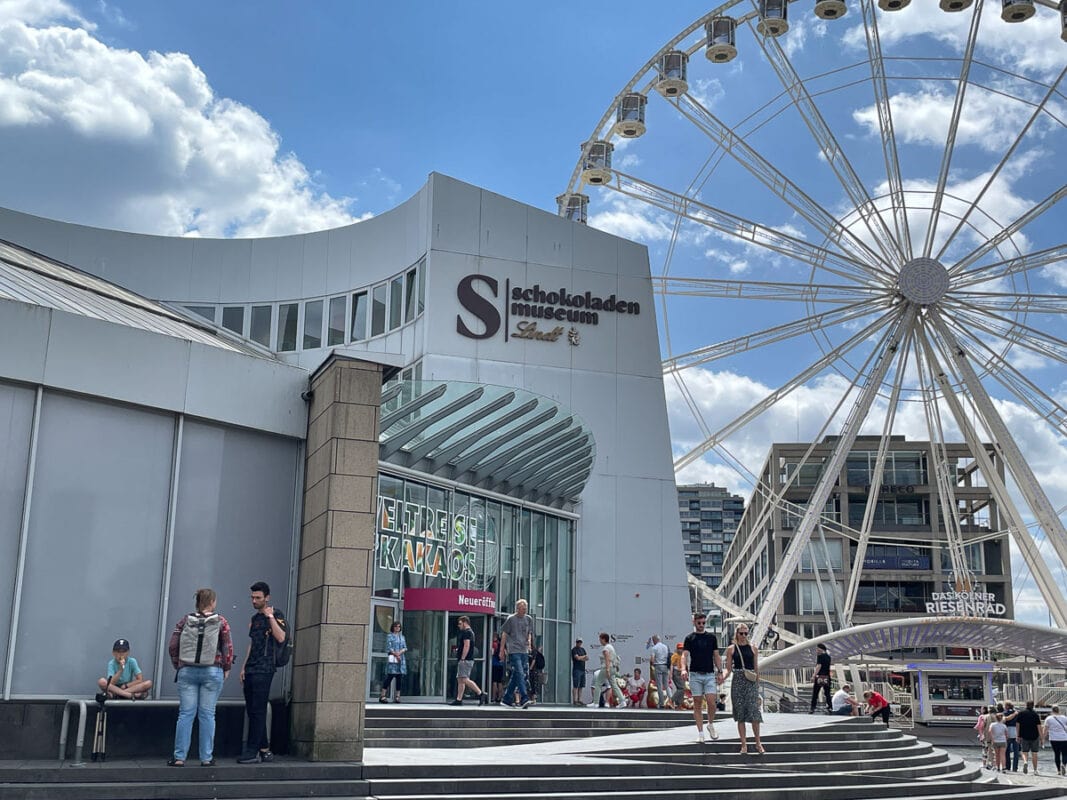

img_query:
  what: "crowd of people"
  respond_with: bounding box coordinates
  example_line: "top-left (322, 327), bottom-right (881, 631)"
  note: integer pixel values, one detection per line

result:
top-left (974, 700), bottom-right (1067, 775)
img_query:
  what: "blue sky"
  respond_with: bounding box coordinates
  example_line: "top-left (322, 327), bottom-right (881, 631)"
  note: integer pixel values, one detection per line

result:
top-left (1, 0), bottom-right (1066, 622)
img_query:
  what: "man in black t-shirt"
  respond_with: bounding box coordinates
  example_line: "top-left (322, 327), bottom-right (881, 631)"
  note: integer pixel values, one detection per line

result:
top-left (810, 643), bottom-right (832, 713)
top-left (450, 616), bottom-right (488, 706)
top-left (570, 639), bottom-right (588, 705)
top-left (681, 612), bottom-right (721, 744)
top-left (1016, 700), bottom-right (1045, 774)
top-left (237, 581), bottom-right (287, 764)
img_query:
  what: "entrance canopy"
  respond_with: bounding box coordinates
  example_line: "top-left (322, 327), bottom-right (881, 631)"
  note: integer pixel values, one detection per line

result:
top-left (761, 617), bottom-right (1067, 670)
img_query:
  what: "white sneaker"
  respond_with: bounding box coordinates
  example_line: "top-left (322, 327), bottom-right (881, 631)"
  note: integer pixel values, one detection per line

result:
top-left (697, 730), bottom-right (706, 744)
top-left (707, 722), bottom-right (719, 740)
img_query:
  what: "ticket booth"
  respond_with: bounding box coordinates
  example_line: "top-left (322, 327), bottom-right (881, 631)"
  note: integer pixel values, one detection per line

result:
top-left (911, 661), bottom-right (994, 723)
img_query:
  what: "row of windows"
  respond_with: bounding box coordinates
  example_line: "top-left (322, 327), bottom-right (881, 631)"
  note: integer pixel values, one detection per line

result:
top-left (185, 259), bottom-right (426, 353)
top-left (781, 451), bottom-right (930, 488)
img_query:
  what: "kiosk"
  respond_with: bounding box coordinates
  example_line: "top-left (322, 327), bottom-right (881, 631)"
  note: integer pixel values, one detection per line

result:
top-left (911, 661), bottom-right (993, 723)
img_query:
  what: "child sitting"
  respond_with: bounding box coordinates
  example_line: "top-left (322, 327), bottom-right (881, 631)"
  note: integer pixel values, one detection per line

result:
top-left (97, 638), bottom-right (152, 700)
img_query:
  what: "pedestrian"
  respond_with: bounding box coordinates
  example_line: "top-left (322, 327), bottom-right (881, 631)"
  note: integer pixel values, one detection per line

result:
top-left (593, 632), bottom-right (625, 707)
top-left (97, 638), bottom-right (153, 700)
top-left (721, 623), bottom-right (763, 754)
top-left (528, 641), bottom-right (546, 702)
top-left (498, 598), bottom-right (535, 708)
top-left (237, 581), bottom-right (288, 764)
top-left (810, 643), bottom-right (832, 713)
top-left (1016, 699), bottom-right (1045, 774)
top-left (167, 588), bottom-right (233, 767)
top-left (670, 643), bottom-right (686, 709)
top-left (680, 611), bottom-right (722, 743)
top-left (490, 634), bottom-right (504, 703)
top-left (1003, 702), bottom-right (1020, 772)
top-left (380, 621), bottom-right (407, 703)
top-left (449, 615), bottom-right (488, 706)
top-left (1046, 704), bottom-right (1067, 776)
top-left (649, 635), bottom-right (670, 709)
top-left (862, 689), bottom-right (891, 726)
top-left (989, 713), bottom-right (1008, 772)
top-left (625, 668), bottom-right (647, 707)
top-left (570, 637), bottom-right (588, 706)
top-left (831, 683), bottom-right (860, 716)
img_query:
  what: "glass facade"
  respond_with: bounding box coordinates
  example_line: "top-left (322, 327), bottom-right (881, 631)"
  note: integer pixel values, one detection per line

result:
top-left (370, 471), bottom-right (575, 703)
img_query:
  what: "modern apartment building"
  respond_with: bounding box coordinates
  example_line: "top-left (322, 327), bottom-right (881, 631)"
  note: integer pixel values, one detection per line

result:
top-left (677, 483), bottom-right (745, 589)
top-left (720, 436), bottom-right (1012, 656)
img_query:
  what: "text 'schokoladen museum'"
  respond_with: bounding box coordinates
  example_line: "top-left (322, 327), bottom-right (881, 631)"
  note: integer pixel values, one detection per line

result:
top-left (0, 174), bottom-right (690, 758)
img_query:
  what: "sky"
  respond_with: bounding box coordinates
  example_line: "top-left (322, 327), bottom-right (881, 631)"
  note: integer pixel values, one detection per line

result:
top-left (1, 0), bottom-right (1066, 624)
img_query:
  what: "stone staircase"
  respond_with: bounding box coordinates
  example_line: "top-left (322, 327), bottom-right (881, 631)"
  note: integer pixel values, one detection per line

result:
top-left (2, 712), bottom-right (1063, 800)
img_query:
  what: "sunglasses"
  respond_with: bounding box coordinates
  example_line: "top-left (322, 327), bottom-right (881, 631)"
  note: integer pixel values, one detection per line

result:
top-left (737, 631), bottom-right (749, 636)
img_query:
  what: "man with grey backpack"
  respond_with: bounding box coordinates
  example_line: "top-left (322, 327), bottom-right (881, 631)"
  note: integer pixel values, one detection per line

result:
top-left (237, 581), bottom-right (289, 764)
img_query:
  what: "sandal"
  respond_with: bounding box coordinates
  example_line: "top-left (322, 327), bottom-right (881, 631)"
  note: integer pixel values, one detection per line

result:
top-left (739, 744), bottom-right (748, 754)
top-left (755, 744), bottom-right (765, 755)
top-left (167, 758), bottom-right (185, 767)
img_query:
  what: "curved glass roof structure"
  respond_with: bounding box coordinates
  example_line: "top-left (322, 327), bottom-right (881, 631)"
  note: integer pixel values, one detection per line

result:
top-left (762, 617), bottom-right (1067, 671)
top-left (379, 380), bottom-right (595, 509)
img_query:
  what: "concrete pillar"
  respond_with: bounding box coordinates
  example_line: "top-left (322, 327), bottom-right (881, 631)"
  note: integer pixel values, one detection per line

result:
top-left (290, 356), bottom-right (381, 761)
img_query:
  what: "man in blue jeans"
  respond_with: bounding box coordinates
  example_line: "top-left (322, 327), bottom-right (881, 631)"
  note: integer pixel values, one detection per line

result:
top-left (498, 599), bottom-right (534, 708)
top-left (237, 581), bottom-right (287, 764)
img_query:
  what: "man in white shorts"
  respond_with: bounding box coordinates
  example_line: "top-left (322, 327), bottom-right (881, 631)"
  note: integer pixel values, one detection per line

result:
top-left (681, 611), bottom-right (722, 743)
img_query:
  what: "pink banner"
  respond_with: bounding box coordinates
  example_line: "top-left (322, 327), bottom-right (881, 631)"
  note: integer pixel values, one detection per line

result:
top-left (403, 588), bottom-right (497, 615)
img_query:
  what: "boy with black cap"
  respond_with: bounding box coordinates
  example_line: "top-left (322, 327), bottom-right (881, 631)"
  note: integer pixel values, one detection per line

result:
top-left (97, 638), bottom-right (153, 700)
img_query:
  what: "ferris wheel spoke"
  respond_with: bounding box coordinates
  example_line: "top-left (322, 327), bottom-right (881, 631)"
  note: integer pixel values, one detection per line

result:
top-left (942, 65), bottom-right (1067, 270)
top-left (753, 304), bottom-right (919, 638)
top-left (674, 94), bottom-right (892, 276)
top-left (948, 301), bottom-right (1067, 364)
top-left (664, 299), bottom-right (888, 372)
top-left (609, 170), bottom-right (880, 284)
top-left (942, 314), bottom-right (1067, 435)
top-left (653, 275), bottom-right (879, 303)
top-left (841, 327), bottom-right (914, 625)
top-left (948, 184), bottom-right (1067, 277)
top-left (672, 306), bottom-right (898, 472)
top-left (948, 291), bottom-right (1067, 315)
top-left (858, 0), bottom-right (913, 260)
top-left (921, 0), bottom-right (983, 259)
top-left (951, 243), bottom-right (1067, 290)
top-left (746, 16), bottom-right (904, 267)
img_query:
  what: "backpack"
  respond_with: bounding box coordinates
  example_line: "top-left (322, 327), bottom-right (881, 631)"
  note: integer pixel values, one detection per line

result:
top-left (179, 613), bottom-right (221, 666)
top-left (271, 615), bottom-right (293, 668)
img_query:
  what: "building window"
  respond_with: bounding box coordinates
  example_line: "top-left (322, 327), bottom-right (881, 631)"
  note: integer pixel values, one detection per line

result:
top-left (277, 303), bottom-right (299, 352)
top-left (417, 258), bottom-right (426, 315)
top-left (327, 296), bottom-right (346, 346)
top-left (185, 305), bottom-right (216, 323)
top-left (389, 276), bottom-right (403, 331)
top-left (404, 267), bottom-right (418, 322)
top-left (796, 580), bottom-right (838, 613)
top-left (371, 284), bottom-right (387, 336)
top-left (221, 306), bottom-right (244, 335)
top-left (303, 299), bottom-right (323, 350)
top-left (351, 291), bottom-right (368, 341)
top-left (250, 305), bottom-right (272, 347)
top-left (799, 539), bottom-right (843, 572)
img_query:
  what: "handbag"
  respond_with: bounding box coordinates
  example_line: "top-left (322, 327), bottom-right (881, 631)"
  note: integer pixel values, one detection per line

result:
top-left (743, 668), bottom-right (759, 682)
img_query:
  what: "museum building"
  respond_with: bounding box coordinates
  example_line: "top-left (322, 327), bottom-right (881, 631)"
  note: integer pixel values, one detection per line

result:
top-left (0, 174), bottom-right (690, 739)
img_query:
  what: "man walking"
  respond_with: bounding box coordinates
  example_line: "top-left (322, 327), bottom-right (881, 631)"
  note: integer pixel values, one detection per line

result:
top-left (680, 611), bottom-right (721, 743)
top-left (1003, 701), bottom-right (1020, 772)
top-left (1016, 699), bottom-right (1045, 774)
top-left (450, 616), bottom-right (488, 706)
top-left (237, 581), bottom-right (287, 764)
top-left (649, 635), bottom-right (670, 709)
top-left (498, 598), bottom-right (534, 708)
top-left (570, 637), bottom-right (588, 706)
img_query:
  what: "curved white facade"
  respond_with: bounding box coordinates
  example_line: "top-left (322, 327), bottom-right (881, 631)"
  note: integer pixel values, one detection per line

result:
top-left (0, 173), bottom-right (690, 677)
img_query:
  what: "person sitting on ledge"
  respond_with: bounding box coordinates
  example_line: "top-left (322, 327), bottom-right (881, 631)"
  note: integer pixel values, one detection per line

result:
top-left (831, 683), bottom-right (860, 716)
top-left (97, 638), bottom-right (152, 700)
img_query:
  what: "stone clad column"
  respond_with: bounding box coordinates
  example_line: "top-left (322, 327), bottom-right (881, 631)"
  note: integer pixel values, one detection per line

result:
top-left (291, 355), bottom-right (382, 761)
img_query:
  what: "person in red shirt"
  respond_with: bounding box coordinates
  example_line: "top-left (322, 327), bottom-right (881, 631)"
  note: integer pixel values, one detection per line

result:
top-left (863, 689), bottom-right (891, 725)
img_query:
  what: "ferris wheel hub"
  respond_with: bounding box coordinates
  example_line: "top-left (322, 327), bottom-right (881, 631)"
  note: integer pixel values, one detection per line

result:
top-left (898, 257), bottom-right (950, 305)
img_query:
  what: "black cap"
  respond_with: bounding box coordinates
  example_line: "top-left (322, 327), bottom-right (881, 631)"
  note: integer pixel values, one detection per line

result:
top-left (112, 639), bottom-right (130, 651)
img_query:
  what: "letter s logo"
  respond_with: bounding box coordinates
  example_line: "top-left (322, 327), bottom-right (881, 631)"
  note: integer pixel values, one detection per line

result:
top-left (456, 274), bottom-right (500, 339)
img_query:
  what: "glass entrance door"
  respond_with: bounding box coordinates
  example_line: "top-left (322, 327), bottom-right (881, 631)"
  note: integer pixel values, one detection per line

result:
top-left (369, 601), bottom-right (399, 699)
top-left (403, 610), bottom-right (446, 699)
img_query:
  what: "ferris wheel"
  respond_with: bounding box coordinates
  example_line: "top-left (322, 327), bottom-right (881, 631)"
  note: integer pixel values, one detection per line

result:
top-left (560, 0), bottom-right (1067, 636)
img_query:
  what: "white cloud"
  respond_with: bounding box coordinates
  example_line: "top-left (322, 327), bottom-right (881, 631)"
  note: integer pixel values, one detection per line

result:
top-left (0, 9), bottom-right (369, 236)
